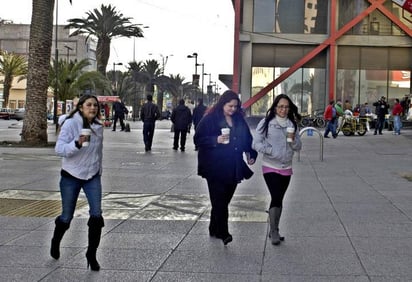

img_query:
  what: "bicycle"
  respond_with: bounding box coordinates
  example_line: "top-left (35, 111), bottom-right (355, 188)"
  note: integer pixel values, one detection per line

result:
top-left (299, 110), bottom-right (326, 128)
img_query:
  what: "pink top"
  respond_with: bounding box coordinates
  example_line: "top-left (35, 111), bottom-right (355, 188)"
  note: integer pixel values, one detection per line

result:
top-left (262, 165), bottom-right (292, 176)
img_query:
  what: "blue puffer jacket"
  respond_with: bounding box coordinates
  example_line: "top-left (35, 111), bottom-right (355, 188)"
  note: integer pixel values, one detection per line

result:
top-left (194, 112), bottom-right (257, 184)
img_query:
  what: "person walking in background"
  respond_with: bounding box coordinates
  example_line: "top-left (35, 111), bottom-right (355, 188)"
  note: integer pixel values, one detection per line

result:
top-left (323, 100), bottom-right (337, 138)
top-left (192, 98), bottom-right (207, 150)
top-left (192, 98), bottom-right (207, 130)
top-left (112, 98), bottom-right (128, 132)
top-left (140, 94), bottom-right (160, 152)
top-left (373, 96), bottom-right (389, 135)
top-left (344, 99), bottom-right (352, 111)
top-left (392, 98), bottom-right (403, 135)
top-left (194, 90), bottom-right (257, 245)
top-left (400, 95), bottom-right (410, 117)
top-left (171, 99), bottom-right (192, 152)
top-left (334, 100), bottom-right (345, 131)
top-left (252, 94), bottom-right (302, 245)
top-left (52, 95), bottom-right (104, 271)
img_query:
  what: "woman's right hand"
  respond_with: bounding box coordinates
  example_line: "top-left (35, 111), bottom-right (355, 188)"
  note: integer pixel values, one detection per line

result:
top-left (217, 134), bottom-right (229, 144)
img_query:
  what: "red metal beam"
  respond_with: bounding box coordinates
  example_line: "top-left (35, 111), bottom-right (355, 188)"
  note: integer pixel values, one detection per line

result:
top-left (242, 0), bottom-right (387, 109)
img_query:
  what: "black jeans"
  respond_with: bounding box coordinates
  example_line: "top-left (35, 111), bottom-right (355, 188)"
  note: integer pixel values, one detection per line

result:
top-left (206, 179), bottom-right (237, 237)
top-left (263, 172), bottom-right (291, 208)
top-left (142, 121), bottom-right (155, 150)
top-left (173, 129), bottom-right (188, 150)
top-left (375, 116), bottom-right (385, 133)
top-left (113, 114), bottom-right (125, 131)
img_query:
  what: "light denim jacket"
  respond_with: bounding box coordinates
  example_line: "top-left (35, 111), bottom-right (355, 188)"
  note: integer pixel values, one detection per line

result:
top-left (252, 118), bottom-right (301, 169)
top-left (55, 112), bottom-right (104, 180)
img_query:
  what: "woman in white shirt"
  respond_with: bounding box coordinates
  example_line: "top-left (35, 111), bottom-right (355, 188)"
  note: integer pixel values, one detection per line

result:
top-left (51, 94), bottom-right (104, 271)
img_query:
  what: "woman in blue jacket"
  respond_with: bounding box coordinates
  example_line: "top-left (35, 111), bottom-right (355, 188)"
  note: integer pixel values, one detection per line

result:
top-left (253, 94), bottom-right (302, 245)
top-left (52, 94), bottom-right (104, 271)
top-left (194, 90), bottom-right (257, 245)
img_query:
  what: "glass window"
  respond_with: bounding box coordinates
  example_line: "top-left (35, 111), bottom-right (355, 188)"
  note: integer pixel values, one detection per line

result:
top-left (339, 0), bottom-right (412, 35)
top-left (254, 0), bottom-right (328, 34)
top-left (250, 67), bottom-right (327, 116)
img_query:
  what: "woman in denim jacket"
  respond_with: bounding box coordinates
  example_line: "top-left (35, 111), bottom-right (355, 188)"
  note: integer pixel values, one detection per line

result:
top-left (253, 94), bottom-right (302, 245)
top-left (51, 94), bottom-right (104, 271)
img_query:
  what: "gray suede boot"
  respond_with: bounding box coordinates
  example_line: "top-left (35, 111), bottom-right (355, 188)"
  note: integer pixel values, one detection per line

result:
top-left (269, 207), bottom-right (282, 245)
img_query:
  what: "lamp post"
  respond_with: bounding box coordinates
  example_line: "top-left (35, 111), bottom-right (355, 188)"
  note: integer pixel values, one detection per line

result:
top-left (197, 63), bottom-right (205, 97)
top-left (187, 52), bottom-right (198, 75)
top-left (112, 62), bottom-right (123, 93)
top-left (64, 45), bottom-right (73, 61)
top-left (187, 52), bottom-right (199, 101)
top-left (160, 54), bottom-right (173, 75)
top-left (203, 73), bottom-right (212, 104)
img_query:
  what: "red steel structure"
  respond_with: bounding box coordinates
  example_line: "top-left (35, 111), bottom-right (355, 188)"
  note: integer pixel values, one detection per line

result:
top-left (234, 0), bottom-right (412, 109)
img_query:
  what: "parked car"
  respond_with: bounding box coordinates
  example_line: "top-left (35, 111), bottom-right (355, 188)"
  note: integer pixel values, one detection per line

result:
top-left (0, 108), bottom-right (14, 120)
top-left (13, 108), bottom-right (25, 121)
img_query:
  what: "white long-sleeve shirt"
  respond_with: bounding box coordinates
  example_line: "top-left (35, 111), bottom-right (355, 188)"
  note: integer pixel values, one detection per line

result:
top-left (55, 112), bottom-right (103, 180)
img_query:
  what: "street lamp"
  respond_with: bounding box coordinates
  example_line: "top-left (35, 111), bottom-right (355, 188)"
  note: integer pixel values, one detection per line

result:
top-left (203, 73), bottom-right (212, 104)
top-left (160, 54), bottom-right (173, 75)
top-left (187, 52), bottom-right (199, 101)
top-left (197, 63), bottom-right (205, 96)
top-left (187, 52), bottom-right (198, 75)
top-left (112, 62), bottom-right (123, 92)
top-left (64, 45), bottom-right (73, 61)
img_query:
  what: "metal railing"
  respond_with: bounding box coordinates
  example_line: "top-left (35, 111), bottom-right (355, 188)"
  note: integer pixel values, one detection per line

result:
top-left (297, 127), bottom-right (324, 162)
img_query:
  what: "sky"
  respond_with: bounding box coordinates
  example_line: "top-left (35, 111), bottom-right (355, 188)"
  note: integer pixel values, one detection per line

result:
top-left (0, 0), bottom-right (234, 91)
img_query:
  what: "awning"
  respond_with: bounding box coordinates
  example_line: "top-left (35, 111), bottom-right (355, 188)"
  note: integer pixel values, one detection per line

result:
top-left (97, 96), bottom-right (119, 102)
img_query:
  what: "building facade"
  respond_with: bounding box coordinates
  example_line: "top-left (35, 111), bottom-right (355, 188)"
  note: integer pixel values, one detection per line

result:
top-left (0, 23), bottom-right (96, 109)
top-left (234, 0), bottom-right (412, 116)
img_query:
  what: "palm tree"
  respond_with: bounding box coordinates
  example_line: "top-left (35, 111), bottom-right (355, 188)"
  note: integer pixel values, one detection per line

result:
top-left (48, 58), bottom-right (110, 113)
top-left (0, 50), bottom-right (28, 107)
top-left (167, 74), bottom-right (187, 107)
top-left (65, 4), bottom-right (144, 77)
top-left (21, 0), bottom-right (55, 145)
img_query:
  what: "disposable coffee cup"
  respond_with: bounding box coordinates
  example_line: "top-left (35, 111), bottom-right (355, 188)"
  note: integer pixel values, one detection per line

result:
top-left (286, 127), bottom-right (295, 143)
top-left (221, 128), bottom-right (230, 144)
top-left (81, 128), bottom-right (91, 147)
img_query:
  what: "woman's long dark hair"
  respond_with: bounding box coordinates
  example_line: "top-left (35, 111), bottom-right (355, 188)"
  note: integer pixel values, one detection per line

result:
top-left (206, 90), bottom-right (243, 119)
top-left (260, 94), bottom-right (301, 137)
top-left (66, 94), bottom-right (101, 128)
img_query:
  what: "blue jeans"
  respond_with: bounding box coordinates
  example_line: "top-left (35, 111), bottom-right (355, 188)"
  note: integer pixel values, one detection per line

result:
top-left (324, 119), bottom-right (337, 137)
top-left (393, 115), bottom-right (402, 134)
top-left (59, 172), bottom-right (102, 223)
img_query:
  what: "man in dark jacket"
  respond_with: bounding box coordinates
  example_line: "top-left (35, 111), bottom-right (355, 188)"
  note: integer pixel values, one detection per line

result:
top-left (373, 96), bottom-right (389, 135)
top-left (171, 99), bottom-right (192, 152)
top-left (112, 98), bottom-right (128, 131)
top-left (140, 95), bottom-right (160, 151)
top-left (192, 98), bottom-right (207, 130)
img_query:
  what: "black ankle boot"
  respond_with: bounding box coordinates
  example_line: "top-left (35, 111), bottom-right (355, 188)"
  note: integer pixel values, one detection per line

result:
top-left (50, 217), bottom-right (70, 260)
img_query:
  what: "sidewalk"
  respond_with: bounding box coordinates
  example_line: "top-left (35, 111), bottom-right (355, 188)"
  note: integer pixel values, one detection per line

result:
top-left (0, 120), bottom-right (412, 281)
